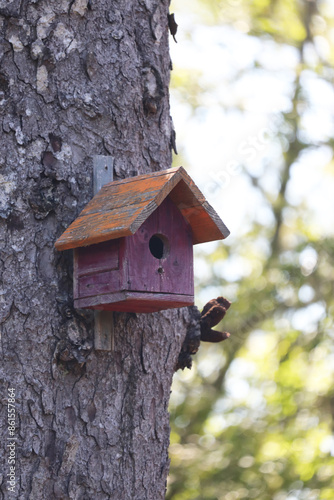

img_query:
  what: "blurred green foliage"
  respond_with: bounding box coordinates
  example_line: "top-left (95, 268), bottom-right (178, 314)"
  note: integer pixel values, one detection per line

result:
top-left (167, 1), bottom-right (334, 499)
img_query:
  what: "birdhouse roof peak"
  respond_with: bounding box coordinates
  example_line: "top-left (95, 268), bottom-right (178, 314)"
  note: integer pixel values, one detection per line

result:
top-left (55, 166), bottom-right (229, 251)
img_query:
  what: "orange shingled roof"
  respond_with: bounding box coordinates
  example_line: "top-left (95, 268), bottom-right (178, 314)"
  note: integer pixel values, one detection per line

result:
top-left (55, 166), bottom-right (229, 251)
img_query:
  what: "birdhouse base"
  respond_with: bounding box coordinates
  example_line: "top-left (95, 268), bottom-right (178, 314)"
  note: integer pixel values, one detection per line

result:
top-left (74, 292), bottom-right (194, 313)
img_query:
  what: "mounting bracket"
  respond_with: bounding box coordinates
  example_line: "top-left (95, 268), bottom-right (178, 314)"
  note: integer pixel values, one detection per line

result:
top-left (93, 155), bottom-right (114, 351)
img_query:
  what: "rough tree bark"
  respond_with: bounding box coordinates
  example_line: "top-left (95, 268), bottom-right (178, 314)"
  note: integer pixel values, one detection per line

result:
top-left (0, 1), bottom-right (200, 498)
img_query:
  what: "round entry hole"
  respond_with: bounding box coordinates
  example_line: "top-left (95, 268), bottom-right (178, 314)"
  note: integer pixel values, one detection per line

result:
top-left (149, 234), bottom-right (169, 259)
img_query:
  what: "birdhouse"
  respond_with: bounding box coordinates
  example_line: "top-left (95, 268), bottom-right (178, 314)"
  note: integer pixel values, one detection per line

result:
top-left (55, 166), bottom-right (229, 313)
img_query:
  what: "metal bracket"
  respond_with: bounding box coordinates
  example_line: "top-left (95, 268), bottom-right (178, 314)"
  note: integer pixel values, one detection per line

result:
top-left (93, 155), bottom-right (114, 351)
top-left (93, 155), bottom-right (114, 193)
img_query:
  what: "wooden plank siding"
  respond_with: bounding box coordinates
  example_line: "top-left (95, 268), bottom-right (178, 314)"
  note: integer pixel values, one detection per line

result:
top-left (78, 270), bottom-right (120, 298)
top-left (76, 240), bottom-right (119, 276)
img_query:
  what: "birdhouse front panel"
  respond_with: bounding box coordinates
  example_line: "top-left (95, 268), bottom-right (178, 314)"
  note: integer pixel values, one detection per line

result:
top-left (55, 166), bottom-right (230, 313)
top-left (122, 196), bottom-right (193, 296)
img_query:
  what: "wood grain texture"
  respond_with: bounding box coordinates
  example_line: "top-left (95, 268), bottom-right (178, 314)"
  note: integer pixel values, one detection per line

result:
top-left (76, 240), bottom-right (119, 277)
top-left (55, 166), bottom-right (229, 250)
top-left (55, 203), bottom-right (148, 250)
top-left (181, 202), bottom-right (230, 245)
top-left (74, 291), bottom-right (194, 313)
top-left (78, 270), bottom-right (120, 299)
top-left (124, 197), bottom-right (193, 296)
top-left (93, 311), bottom-right (113, 351)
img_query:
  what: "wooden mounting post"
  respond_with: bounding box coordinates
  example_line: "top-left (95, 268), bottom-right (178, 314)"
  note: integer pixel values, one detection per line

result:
top-left (94, 310), bottom-right (114, 351)
top-left (93, 155), bottom-right (114, 351)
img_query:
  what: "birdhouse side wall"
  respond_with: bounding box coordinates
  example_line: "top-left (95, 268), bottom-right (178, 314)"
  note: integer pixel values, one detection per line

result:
top-left (74, 239), bottom-right (120, 300)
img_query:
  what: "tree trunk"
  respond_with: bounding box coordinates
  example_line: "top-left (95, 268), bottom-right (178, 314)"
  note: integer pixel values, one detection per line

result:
top-left (0, 1), bottom-right (194, 498)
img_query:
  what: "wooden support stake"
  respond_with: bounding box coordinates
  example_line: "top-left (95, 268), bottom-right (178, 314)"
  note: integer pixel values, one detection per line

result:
top-left (94, 311), bottom-right (114, 351)
top-left (93, 156), bottom-right (114, 351)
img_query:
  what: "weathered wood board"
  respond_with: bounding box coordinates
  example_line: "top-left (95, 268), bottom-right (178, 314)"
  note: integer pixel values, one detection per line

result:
top-left (55, 166), bottom-right (229, 250)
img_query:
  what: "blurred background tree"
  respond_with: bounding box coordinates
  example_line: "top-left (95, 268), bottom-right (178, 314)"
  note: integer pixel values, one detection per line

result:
top-left (167, 1), bottom-right (334, 499)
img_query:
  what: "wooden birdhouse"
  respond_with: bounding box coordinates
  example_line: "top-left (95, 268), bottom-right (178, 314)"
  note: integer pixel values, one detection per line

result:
top-left (55, 166), bottom-right (229, 313)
